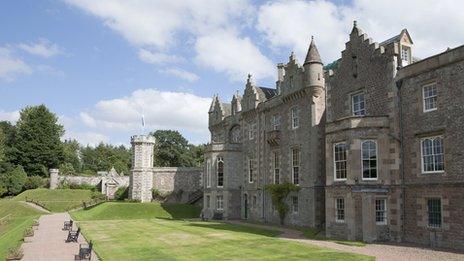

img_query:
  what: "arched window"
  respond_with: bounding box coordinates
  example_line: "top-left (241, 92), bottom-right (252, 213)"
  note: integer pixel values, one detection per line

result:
top-left (229, 125), bottom-right (241, 143)
top-left (217, 157), bottom-right (224, 187)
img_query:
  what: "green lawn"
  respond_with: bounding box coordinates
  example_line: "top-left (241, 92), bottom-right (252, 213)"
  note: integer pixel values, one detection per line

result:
top-left (71, 202), bottom-right (201, 221)
top-left (73, 202), bottom-right (373, 260)
top-left (0, 200), bottom-right (45, 259)
top-left (14, 188), bottom-right (93, 212)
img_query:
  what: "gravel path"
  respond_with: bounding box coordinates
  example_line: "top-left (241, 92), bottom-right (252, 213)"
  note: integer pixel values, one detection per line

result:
top-left (20, 201), bottom-right (51, 213)
top-left (21, 213), bottom-right (99, 261)
top-left (225, 220), bottom-right (464, 261)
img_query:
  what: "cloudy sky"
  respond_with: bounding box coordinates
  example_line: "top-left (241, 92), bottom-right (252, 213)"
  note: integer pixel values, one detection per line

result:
top-left (1, 0), bottom-right (463, 146)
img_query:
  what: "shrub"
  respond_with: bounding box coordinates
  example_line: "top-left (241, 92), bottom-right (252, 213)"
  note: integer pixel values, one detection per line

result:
top-left (59, 162), bottom-right (75, 175)
top-left (24, 227), bottom-right (34, 237)
top-left (4, 166), bottom-right (27, 195)
top-left (115, 186), bottom-right (129, 200)
top-left (23, 176), bottom-right (45, 190)
top-left (91, 191), bottom-right (106, 200)
top-left (265, 183), bottom-right (300, 225)
top-left (6, 247), bottom-right (23, 260)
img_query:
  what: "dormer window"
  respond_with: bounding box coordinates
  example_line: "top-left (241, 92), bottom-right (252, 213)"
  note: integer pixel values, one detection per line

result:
top-left (352, 92), bottom-right (365, 116)
top-left (401, 46), bottom-right (410, 66)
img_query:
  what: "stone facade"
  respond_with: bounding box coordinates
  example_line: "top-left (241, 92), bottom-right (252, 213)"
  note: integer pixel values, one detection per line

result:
top-left (203, 39), bottom-right (326, 227)
top-left (204, 21), bottom-right (464, 250)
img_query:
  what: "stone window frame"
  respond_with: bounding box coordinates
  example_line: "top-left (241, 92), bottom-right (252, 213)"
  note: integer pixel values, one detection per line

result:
top-left (206, 158), bottom-right (211, 188)
top-left (351, 91), bottom-right (366, 116)
top-left (291, 147), bottom-right (300, 185)
top-left (273, 151), bottom-right (280, 184)
top-left (335, 197), bottom-right (345, 223)
top-left (290, 106), bottom-right (300, 129)
top-left (333, 142), bottom-right (348, 181)
top-left (248, 156), bottom-right (254, 183)
top-left (401, 45), bottom-right (411, 65)
top-left (361, 139), bottom-right (378, 180)
top-left (375, 198), bottom-right (388, 225)
top-left (206, 195), bottom-right (210, 208)
top-left (291, 195), bottom-right (299, 214)
top-left (422, 82), bottom-right (438, 113)
top-left (248, 122), bottom-right (256, 140)
top-left (217, 156), bottom-right (224, 188)
top-left (420, 135), bottom-right (445, 174)
top-left (271, 114), bottom-right (281, 130)
top-left (216, 195), bottom-right (224, 211)
top-left (427, 197), bottom-right (442, 228)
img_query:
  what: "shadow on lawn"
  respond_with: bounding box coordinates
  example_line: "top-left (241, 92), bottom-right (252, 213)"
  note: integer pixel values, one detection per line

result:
top-left (160, 203), bottom-right (201, 219)
top-left (186, 222), bottom-right (280, 238)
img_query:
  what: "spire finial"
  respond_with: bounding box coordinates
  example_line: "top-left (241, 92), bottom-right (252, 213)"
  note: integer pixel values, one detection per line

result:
top-left (353, 20), bottom-right (357, 27)
top-left (311, 35), bottom-right (314, 41)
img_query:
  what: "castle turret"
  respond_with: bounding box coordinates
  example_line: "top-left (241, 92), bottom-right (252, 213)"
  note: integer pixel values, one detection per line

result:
top-left (129, 135), bottom-right (156, 202)
top-left (304, 36), bottom-right (324, 97)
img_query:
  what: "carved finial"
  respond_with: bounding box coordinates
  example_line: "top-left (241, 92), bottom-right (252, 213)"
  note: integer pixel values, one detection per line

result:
top-left (289, 51), bottom-right (296, 61)
top-left (353, 20), bottom-right (357, 27)
top-left (311, 35), bottom-right (314, 41)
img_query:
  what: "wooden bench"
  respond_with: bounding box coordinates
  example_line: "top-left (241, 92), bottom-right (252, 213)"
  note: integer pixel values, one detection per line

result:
top-left (66, 227), bottom-right (80, 243)
top-left (63, 220), bottom-right (73, 231)
top-left (78, 240), bottom-right (93, 260)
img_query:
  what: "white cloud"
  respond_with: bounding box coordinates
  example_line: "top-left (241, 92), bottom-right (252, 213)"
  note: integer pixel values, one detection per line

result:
top-left (62, 130), bottom-right (109, 147)
top-left (0, 110), bottom-right (20, 123)
top-left (18, 38), bottom-right (63, 58)
top-left (195, 30), bottom-right (275, 82)
top-left (159, 68), bottom-right (199, 82)
top-left (80, 89), bottom-right (211, 141)
top-left (257, 0), bottom-right (464, 63)
top-left (0, 47), bottom-right (32, 82)
top-left (64, 0), bottom-right (273, 82)
top-left (138, 49), bottom-right (184, 65)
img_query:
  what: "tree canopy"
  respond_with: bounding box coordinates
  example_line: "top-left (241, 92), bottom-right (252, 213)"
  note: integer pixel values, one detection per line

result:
top-left (9, 105), bottom-right (65, 176)
top-left (151, 130), bottom-right (204, 167)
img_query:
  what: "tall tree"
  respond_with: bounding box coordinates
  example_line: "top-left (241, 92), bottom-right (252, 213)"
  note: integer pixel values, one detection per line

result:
top-left (61, 139), bottom-right (82, 174)
top-left (81, 143), bottom-right (131, 175)
top-left (0, 129), bottom-right (5, 164)
top-left (11, 105), bottom-right (64, 176)
top-left (151, 130), bottom-right (198, 167)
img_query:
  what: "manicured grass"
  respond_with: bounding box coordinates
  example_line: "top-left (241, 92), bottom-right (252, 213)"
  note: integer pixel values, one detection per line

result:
top-left (0, 200), bottom-right (45, 259)
top-left (78, 218), bottom-right (373, 260)
top-left (71, 202), bottom-right (201, 221)
top-left (73, 202), bottom-right (372, 260)
top-left (14, 188), bottom-right (93, 212)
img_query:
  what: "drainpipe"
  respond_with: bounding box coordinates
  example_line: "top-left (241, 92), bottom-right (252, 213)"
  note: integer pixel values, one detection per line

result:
top-left (395, 79), bottom-right (405, 242)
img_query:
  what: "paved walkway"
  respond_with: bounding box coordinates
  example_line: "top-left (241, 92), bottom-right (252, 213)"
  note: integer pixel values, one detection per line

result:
top-left (226, 220), bottom-right (464, 261)
top-left (21, 213), bottom-right (99, 261)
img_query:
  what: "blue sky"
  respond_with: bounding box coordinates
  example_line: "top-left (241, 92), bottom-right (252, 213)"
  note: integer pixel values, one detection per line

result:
top-left (1, 0), bottom-right (463, 146)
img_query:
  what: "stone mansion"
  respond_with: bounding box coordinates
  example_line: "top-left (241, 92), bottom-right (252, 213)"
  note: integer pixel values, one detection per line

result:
top-left (202, 22), bottom-right (464, 250)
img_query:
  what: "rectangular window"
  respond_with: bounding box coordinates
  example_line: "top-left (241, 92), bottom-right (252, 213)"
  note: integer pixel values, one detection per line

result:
top-left (352, 92), bottom-right (365, 116)
top-left (274, 152), bottom-right (280, 184)
top-left (271, 115), bottom-right (281, 130)
top-left (206, 159), bottom-right (211, 188)
top-left (333, 143), bottom-right (347, 180)
top-left (427, 198), bottom-right (441, 228)
top-left (217, 157), bottom-right (224, 187)
top-left (401, 47), bottom-right (410, 65)
top-left (421, 136), bottom-right (444, 173)
top-left (362, 140), bottom-right (378, 179)
top-left (206, 195), bottom-right (210, 208)
top-left (216, 195), bottom-right (224, 211)
top-left (292, 148), bottom-right (300, 185)
top-left (292, 196), bottom-right (299, 214)
top-left (336, 198), bottom-right (345, 222)
top-left (423, 83), bottom-right (438, 112)
top-left (291, 107), bottom-right (299, 129)
top-left (375, 199), bottom-right (387, 225)
top-left (248, 122), bottom-right (256, 140)
top-left (248, 158), bottom-right (254, 183)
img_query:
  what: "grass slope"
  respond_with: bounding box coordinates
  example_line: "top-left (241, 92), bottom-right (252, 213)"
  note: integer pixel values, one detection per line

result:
top-left (14, 188), bottom-right (92, 212)
top-left (0, 200), bottom-right (44, 259)
top-left (71, 202), bottom-right (201, 221)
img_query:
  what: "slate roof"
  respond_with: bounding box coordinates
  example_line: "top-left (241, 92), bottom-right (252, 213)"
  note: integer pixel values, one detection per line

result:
top-left (304, 38), bottom-right (322, 64)
top-left (258, 87), bottom-right (277, 100)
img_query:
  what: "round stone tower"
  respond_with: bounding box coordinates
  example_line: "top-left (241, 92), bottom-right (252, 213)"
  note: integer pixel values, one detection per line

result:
top-left (129, 135), bottom-right (156, 202)
top-left (304, 36), bottom-right (325, 97)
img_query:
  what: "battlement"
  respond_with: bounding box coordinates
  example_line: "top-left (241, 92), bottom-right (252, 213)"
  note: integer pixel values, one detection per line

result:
top-left (130, 135), bottom-right (156, 144)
